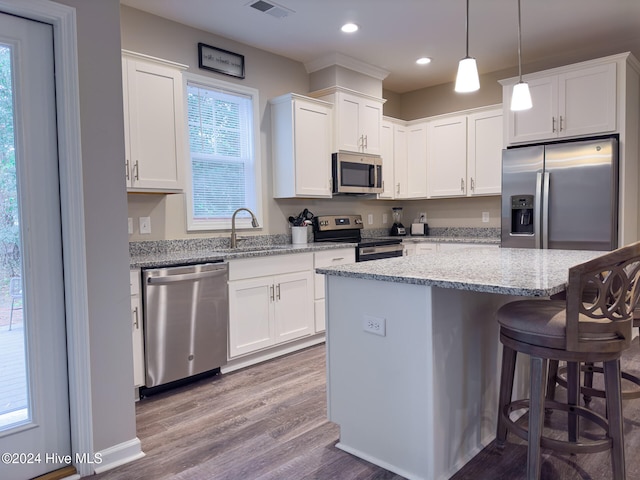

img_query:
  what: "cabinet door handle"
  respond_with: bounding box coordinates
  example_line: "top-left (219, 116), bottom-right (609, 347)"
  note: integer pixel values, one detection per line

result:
top-left (332, 257), bottom-right (345, 262)
top-left (397, 183), bottom-right (400, 194)
top-left (270, 285), bottom-right (275, 301)
top-left (552, 117), bottom-right (556, 133)
top-left (132, 306), bottom-right (139, 329)
top-left (125, 159), bottom-right (130, 181)
top-left (461, 178), bottom-right (465, 192)
top-left (133, 160), bottom-right (139, 181)
top-left (470, 177), bottom-right (475, 192)
top-left (276, 284), bottom-right (281, 301)
top-left (364, 134), bottom-right (368, 150)
top-left (559, 115), bottom-right (564, 132)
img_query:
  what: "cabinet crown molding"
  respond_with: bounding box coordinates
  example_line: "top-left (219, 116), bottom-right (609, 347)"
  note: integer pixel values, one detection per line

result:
top-left (308, 85), bottom-right (386, 104)
top-left (498, 51), bottom-right (639, 86)
top-left (122, 49), bottom-right (188, 70)
top-left (268, 92), bottom-right (333, 108)
top-left (304, 52), bottom-right (390, 81)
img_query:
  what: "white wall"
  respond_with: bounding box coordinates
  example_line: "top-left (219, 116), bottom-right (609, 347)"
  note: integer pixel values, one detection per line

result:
top-left (54, 0), bottom-right (136, 455)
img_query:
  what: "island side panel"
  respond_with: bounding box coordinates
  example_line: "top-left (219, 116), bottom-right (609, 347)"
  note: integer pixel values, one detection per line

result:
top-left (325, 275), bottom-right (525, 480)
top-left (325, 275), bottom-right (435, 480)
top-left (429, 287), bottom-right (519, 478)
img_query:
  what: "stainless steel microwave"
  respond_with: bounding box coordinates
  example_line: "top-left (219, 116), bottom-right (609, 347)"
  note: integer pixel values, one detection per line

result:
top-left (332, 151), bottom-right (383, 194)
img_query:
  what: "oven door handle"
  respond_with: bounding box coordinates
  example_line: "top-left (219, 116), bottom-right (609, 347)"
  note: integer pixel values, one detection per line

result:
top-left (359, 244), bottom-right (403, 255)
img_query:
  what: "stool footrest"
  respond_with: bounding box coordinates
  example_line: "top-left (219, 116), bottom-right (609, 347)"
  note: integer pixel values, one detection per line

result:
top-left (502, 398), bottom-right (612, 455)
top-left (555, 364), bottom-right (640, 400)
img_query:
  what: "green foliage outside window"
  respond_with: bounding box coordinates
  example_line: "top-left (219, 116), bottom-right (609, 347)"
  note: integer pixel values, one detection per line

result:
top-left (0, 45), bottom-right (20, 281)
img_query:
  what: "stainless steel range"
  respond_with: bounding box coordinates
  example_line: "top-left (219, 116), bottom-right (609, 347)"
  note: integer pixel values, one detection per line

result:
top-left (312, 214), bottom-right (404, 262)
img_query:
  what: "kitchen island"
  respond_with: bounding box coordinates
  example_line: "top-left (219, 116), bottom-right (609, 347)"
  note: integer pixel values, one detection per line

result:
top-left (317, 247), bottom-right (603, 480)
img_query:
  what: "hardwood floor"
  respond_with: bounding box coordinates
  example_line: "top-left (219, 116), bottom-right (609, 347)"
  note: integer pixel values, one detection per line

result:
top-left (94, 345), bottom-right (403, 480)
top-left (94, 342), bottom-right (640, 480)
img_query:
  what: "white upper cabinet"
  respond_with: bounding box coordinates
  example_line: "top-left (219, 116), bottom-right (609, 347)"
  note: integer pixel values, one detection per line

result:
top-left (427, 115), bottom-right (467, 198)
top-left (270, 93), bottom-right (333, 198)
top-left (310, 87), bottom-right (384, 154)
top-left (467, 108), bottom-right (503, 196)
top-left (393, 123), bottom-right (408, 198)
top-left (406, 122), bottom-right (428, 198)
top-left (427, 107), bottom-right (503, 198)
top-left (379, 120), bottom-right (395, 199)
top-left (122, 51), bottom-right (187, 192)
top-left (502, 59), bottom-right (617, 144)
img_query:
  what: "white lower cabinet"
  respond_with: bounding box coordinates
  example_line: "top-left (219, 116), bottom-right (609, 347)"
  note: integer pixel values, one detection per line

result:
top-left (404, 241), bottom-right (499, 256)
top-left (228, 253), bottom-right (314, 358)
top-left (437, 242), bottom-right (499, 251)
top-left (130, 269), bottom-right (145, 389)
top-left (313, 248), bottom-right (356, 332)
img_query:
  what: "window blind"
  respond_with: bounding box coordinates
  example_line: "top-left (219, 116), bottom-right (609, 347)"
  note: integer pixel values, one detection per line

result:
top-left (187, 83), bottom-right (254, 222)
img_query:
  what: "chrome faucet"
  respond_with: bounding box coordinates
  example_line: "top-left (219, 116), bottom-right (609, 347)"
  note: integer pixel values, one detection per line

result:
top-left (231, 208), bottom-right (260, 248)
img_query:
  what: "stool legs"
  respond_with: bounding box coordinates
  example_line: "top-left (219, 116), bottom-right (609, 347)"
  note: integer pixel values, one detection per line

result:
top-left (546, 360), bottom-right (559, 411)
top-left (604, 358), bottom-right (626, 480)
top-left (497, 345), bottom-right (517, 449)
top-left (528, 356), bottom-right (549, 480)
top-left (566, 362), bottom-right (580, 443)
top-left (583, 362), bottom-right (594, 405)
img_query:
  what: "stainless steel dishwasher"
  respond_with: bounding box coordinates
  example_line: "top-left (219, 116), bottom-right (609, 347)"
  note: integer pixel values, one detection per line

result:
top-left (142, 261), bottom-right (228, 391)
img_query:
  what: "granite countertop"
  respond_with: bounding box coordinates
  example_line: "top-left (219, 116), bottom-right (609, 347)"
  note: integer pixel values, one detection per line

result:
top-left (130, 242), bottom-right (356, 269)
top-left (316, 247), bottom-right (603, 297)
top-left (399, 236), bottom-right (500, 245)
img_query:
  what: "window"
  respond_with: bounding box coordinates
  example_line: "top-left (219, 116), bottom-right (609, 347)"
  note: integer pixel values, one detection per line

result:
top-left (184, 74), bottom-right (262, 231)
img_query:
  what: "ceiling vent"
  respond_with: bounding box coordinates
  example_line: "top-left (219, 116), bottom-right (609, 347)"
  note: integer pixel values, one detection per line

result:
top-left (248, 0), bottom-right (294, 19)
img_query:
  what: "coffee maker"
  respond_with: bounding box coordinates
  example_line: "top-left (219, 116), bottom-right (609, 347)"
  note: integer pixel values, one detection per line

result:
top-left (390, 207), bottom-right (406, 236)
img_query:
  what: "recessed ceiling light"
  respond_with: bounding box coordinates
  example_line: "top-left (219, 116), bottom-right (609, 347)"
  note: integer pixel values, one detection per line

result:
top-left (341, 23), bottom-right (358, 33)
top-left (416, 57), bottom-right (432, 65)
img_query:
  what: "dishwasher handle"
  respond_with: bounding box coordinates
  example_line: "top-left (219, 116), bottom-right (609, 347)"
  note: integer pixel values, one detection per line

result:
top-left (146, 266), bottom-right (227, 285)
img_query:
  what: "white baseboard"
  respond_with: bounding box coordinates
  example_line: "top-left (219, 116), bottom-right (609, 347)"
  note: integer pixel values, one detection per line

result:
top-left (92, 437), bottom-right (145, 474)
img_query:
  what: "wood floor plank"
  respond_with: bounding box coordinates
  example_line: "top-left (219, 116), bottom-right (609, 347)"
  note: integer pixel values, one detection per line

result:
top-left (94, 342), bottom-right (640, 480)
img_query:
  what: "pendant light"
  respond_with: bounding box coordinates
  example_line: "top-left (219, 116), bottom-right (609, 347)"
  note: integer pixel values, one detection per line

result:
top-left (455, 0), bottom-right (480, 93)
top-left (510, 0), bottom-right (532, 110)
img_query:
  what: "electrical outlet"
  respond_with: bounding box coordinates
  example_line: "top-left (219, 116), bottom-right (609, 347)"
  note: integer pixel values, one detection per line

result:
top-left (482, 211), bottom-right (490, 223)
top-left (127, 217), bottom-right (133, 235)
top-left (363, 315), bottom-right (386, 336)
top-left (382, 213), bottom-right (388, 224)
top-left (367, 213), bottom-right (374, 225)
top-left (139, 216), bottom-right (151, 234)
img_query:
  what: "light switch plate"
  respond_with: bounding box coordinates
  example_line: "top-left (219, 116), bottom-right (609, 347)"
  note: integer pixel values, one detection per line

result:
top-left (127, 217), bottom-right (133, 235)
top-left (482, 211), bottom-right (490, 223)
top-left (139, 216), bottom-right (151, 234)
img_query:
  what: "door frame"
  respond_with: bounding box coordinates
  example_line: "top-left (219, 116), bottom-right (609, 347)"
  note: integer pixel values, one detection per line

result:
top-left (0, 0), bottom-right (92, 477)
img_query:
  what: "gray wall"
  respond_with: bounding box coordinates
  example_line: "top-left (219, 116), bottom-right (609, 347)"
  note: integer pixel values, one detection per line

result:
top-left (123, 6), bottom-right (640, 242)
top-left (122, 6), bottom-right (503, 241)
top-left (53, 0), bottom-right (136, 454)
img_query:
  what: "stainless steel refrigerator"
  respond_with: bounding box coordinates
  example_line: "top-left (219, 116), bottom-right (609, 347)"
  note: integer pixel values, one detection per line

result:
top-left (501, 136), bottom-right (618, 251)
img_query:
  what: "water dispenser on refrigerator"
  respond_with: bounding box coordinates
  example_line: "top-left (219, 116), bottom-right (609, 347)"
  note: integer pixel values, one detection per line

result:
top-left (510, 195), bottom-right (534, 235)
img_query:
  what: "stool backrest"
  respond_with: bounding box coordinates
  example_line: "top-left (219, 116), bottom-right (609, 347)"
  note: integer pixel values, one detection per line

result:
top-left (566, 241), bottom-right (640, 353)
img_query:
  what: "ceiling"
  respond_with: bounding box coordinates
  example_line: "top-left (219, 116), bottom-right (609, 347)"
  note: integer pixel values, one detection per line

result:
top-left (120, 0), bottom-right (640, 93)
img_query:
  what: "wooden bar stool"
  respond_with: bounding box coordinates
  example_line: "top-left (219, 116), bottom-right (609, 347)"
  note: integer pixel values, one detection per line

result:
top-left (547, 310), bottom-right (640, 407)
top-left (495, 241), bottom-right (640, 480)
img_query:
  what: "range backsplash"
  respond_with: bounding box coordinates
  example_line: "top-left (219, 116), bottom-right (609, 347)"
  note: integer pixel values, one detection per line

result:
top-left (129, 227), bottom-right (500, 256)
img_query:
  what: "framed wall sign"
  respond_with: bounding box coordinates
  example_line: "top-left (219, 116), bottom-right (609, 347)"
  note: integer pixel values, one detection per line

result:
top-left (198, 43), bottom-right (245, 79)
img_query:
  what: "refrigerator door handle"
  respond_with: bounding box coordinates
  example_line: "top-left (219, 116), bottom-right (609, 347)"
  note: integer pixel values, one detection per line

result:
top-left (535, 172), bottom-right (543, 249)
top-left (542, 172), bottom-right (550, 249)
